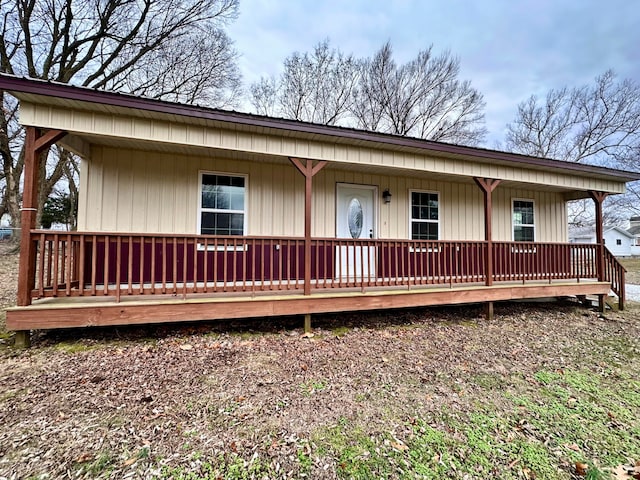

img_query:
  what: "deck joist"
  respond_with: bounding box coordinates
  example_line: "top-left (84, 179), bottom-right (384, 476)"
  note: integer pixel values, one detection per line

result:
top-left (6, 281), bottom-right (610, 330)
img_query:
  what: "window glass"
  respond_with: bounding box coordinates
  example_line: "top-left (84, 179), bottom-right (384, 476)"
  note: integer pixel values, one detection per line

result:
top-left (347, 198), bottom-right (363, 238)
top-left (513, 200), bottom-right (534, 241)
top-left (411, 192), bottom-right (439, 240)
top-left (200, 174), bottom-right (246, 235)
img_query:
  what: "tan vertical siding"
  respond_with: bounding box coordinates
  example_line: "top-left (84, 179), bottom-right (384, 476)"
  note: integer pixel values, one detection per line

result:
top-left (79, 147), bottom-right (568, 242)
top-left (492, 188), bottom-right (568, 242)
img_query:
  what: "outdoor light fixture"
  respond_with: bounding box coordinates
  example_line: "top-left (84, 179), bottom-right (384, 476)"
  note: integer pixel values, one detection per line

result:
top-left (383, 189), bottom-right (392, 204)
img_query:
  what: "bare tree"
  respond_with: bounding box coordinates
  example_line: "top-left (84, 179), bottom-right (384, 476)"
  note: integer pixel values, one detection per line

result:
top-left (250, 40), bottom-right (359, 125)
top-left (251, 40), bottom-right (486, 145)
top-left (0, 0), bottom-right (241, 228)
top-left (353, 42), bottom-right (486, 145)
top-left (506, 71), bottom-right (640, 164)
top-left (506, 71), bottom-right (640, 226)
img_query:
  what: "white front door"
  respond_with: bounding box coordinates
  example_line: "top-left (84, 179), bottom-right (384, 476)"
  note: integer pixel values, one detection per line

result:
top-left (336, 184), bottom-right (376, 279)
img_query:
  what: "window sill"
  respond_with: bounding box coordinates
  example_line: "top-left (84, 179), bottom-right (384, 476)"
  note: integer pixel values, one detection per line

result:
top-left (197, 243), bottom-right (248, 252)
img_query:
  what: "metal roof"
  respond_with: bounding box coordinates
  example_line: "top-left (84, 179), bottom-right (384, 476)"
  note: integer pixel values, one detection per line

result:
top-left (2, 73), bottom-right (640, 183)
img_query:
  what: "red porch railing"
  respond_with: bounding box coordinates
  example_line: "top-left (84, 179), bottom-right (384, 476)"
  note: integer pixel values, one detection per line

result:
top-left (28, 231), bottom-right (608, 302)
top-left (603, 248), bottom-right (626, 309)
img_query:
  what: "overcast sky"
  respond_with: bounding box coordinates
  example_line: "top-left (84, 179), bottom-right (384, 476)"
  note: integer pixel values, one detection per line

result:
top-left (227, 0), bottom-right (640, 147)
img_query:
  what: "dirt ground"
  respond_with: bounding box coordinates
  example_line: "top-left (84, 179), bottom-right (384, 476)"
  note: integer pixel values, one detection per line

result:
top-left (1, 244), bottom-right (639, 479)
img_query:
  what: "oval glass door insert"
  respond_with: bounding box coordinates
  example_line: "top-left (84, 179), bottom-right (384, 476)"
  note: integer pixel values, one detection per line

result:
top-left (348, 198), bottom-right (363, 238)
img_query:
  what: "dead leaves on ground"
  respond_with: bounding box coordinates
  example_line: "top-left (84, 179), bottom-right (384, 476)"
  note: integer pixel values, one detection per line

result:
top-left (573, 460), bottom-right (640, 479)
top-left (609, 461), bottom-right (640, 480)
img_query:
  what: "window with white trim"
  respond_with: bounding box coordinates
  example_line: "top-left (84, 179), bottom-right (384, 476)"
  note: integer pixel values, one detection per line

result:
top-left (199, 173), bottom-right (246, 236)
top-left (410, 191), bottom-right (439, 240)
top-left (512, 199), bottom-right (535, 241)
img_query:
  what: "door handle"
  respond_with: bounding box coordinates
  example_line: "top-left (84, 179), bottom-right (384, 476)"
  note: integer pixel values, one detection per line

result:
top-left (369, 229), bottom-right (373, 239)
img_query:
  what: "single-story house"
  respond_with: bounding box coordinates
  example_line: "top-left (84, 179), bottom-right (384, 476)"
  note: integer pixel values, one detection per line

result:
top-left (628, 217), bottom-right (640, 256)
top-left (2, 74), bottom-right (639, 346)
top-left (569, 226), bottom-right (637, 257)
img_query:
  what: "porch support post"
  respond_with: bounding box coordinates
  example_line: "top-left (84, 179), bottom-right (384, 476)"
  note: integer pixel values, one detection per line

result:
top-left (474, 177), bottom-right (501, 322)
top-left (16, 127), bottom-right (66, 346)
top-left (484, 301), bottom-right (494, 321)
top-left (588, 191), bottom-right (608, 312)
top-left (473, 178), bottom-right (501, 287)
top-left (304, 314), bottom-right (312, 334)
top-left (290, 157), bottom-right (327, 296)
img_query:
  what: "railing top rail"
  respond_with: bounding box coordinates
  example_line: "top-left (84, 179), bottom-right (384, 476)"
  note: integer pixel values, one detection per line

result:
top-left (604, 247), bottom-right (627, 273)
top-left (30, 230), bottom-right (594, 248)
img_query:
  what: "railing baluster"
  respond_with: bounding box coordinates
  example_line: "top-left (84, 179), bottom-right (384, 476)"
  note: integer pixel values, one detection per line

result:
top-left (277, 238), bottom-right (283, 291)
top-left (60, 237), bottom-right (66, 291)
top-left (161, 237), bottom-right (167, 294)
top-left (139, 237), bottom-right (145, 295)
top-left (52, 234), bottom-right (59, 297)
top-left (182, 237), bottom-right (188, 299)
top-left (213, 237), bottom-right (219, 293)
top-left (103, 235), bottom-right (109, 296)
top-left (65, 233), bottom-right (72, 296)
top-left (115, 235), bottom-right (122, 302)
top-left (128, 235), bottom-right (133, 295)
top-left (231, 238), bottom-right (238, 292)
top-left (46, 237), bottom-right (52, 288)
top-left (203, 237), bottom-right (209, 293)
top-left (223, 238), bottom-right (229, 292)
top-left (258, 239), bottom-right (264, 291)
top-left (37, 233), bottom-right (46, 297)
top-left (79, 234), bottom-right (86, 295)
top-left (193, 237), bottom-right (199, 294)
top-left (91, 235), bottom-right (97, 295)
top-left (151, 237), bottom-right (156, 295)
top-left (250, 238), bottom-right (256, 293)
top-left (242, 238), bottom-right (247, 292)
top-left (172, 237), bottom-right (178, 295)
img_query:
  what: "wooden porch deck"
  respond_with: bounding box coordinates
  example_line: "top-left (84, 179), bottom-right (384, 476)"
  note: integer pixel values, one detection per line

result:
top-left (6, 279), bottom-right (611, 330)
top-left (6, 230), bottom-right (623, 330)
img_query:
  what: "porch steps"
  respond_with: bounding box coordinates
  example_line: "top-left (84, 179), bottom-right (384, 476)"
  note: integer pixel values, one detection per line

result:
top-left (580, 294), bottom-right (620, 311)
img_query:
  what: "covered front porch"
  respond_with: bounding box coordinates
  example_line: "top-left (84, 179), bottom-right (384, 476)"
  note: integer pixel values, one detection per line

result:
top-left (6, 229), bottom-right (622, 331)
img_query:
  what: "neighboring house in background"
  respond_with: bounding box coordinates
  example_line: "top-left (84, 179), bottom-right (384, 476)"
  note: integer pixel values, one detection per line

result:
top-left (605, 227), bottom-right (636, 257)
top-left (568, 226), bottom-right (596, 245)
top-left (1, 74), bottom-right (639, 340)
top-left (628, 216), bottom-right (640, 256)
top-left (569, 226), bottom-right (636, 257)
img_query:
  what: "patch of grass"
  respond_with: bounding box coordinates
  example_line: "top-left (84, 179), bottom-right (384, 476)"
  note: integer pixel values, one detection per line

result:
top-left (79, 452), bottom-right (115, 477)
top-left (301, 379), bottom-right (327, 396)
top-left (331, 326), bottom-right (351, 337)
top-left (296, 446), bottom-right (313, 474)
top-left (0, 388), bottom-right (23, 403)
top-left (471, 372), bottom-right (507, 390)
top-left (591, 336), bottom-right (640, 362)
top-left (137, 447), bottom-right (150, 460)
top-left (515, 369), bottom-right (640, 467)
top-left (54, 341), bottom-right (98, 354)
top-left (310, 366), bottom-right (640, 479)
top-left (160, 452), bottom-right (274, 479)
top-left (316, 423), bottom-right (394, 478)
top-left (313, 413), bottom-right (558, 479)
